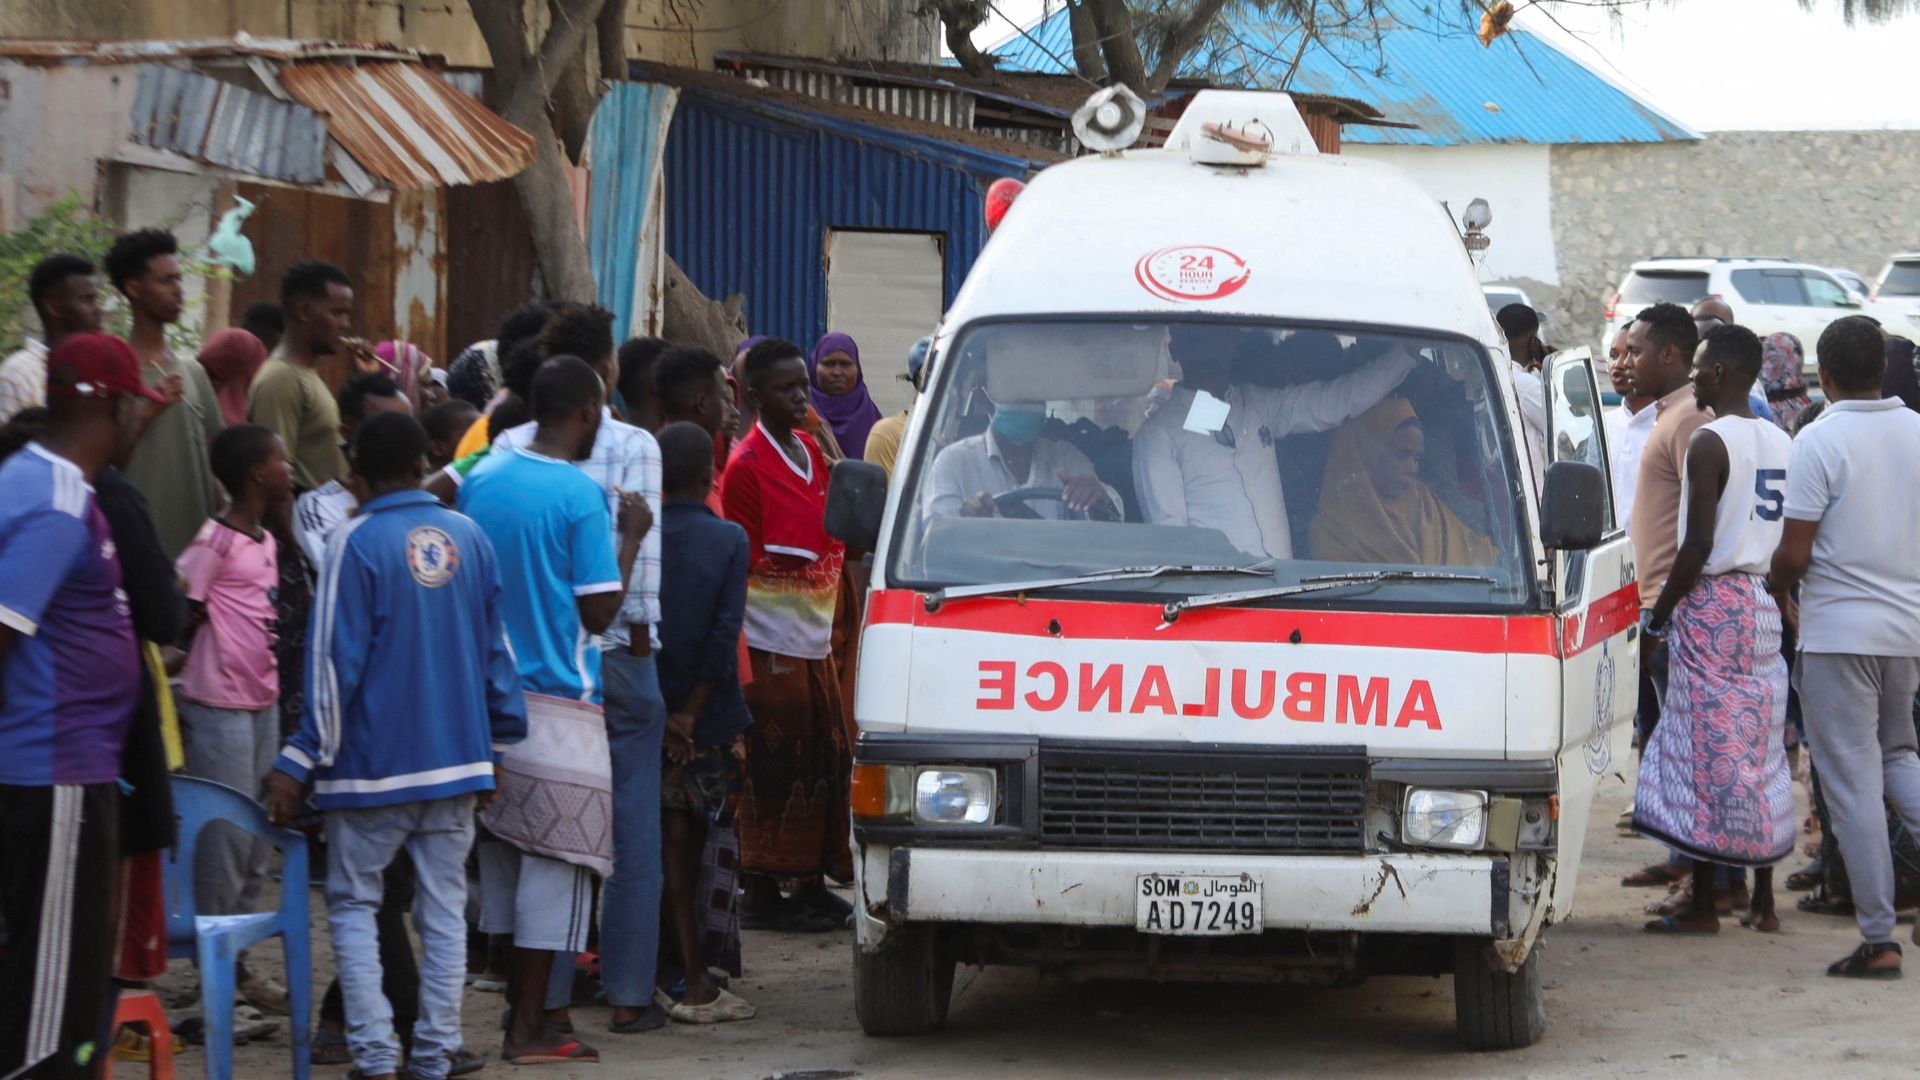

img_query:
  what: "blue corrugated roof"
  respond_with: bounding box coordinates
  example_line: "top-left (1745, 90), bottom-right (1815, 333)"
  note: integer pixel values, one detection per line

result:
top-left (990, 1), bottom-right (1697, 146)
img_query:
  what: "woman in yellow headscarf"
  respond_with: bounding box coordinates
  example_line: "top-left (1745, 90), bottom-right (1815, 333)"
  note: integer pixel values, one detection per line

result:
top-left (1308, 397), bottom-right (1494, 566)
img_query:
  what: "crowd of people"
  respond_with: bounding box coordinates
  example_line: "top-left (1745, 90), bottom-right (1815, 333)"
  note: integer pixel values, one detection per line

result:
top-left (7, 222), bottom-right (1920, 1080)
top-left (1570, 296), bottom-right (1920, 979)
top-left (0, 235), bottom-right (909, 1078)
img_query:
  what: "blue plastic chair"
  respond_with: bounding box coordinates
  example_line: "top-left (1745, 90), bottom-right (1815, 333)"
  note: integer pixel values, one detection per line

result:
top-left (163, 775), bottom-right (312, 1080)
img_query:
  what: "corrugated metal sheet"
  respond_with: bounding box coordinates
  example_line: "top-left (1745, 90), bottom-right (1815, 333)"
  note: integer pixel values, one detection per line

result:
top-left (662, 90), bottom-right (1005, 355)
top-left (990, 0), bottom-right (1698, 146)
top-left (588, 82), bottom-right (679, 343)
top-left (746, 66), bottom-right (976, 128)
top-left (278, 61), bottom-right (535, 189)
top-left (129, 63), bottom-right (328, 183)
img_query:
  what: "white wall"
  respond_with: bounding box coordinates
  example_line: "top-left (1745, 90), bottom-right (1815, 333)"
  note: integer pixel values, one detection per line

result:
top-left (1345, 143), bottom-right (1559, 290)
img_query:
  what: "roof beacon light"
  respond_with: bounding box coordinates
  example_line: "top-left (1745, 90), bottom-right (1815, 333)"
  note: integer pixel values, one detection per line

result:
top-left (984, 177), bottom-right (1025, 233)
top-left (1072, 84), bottom-right (1147, 154)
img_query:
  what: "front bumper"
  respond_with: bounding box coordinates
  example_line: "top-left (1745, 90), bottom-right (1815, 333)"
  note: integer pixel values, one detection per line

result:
top-left (870, 846), bottom-right (1509, 936)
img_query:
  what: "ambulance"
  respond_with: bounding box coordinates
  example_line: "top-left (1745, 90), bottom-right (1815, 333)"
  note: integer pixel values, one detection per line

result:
top-left (824, 88), bottom-right (1638, 1051)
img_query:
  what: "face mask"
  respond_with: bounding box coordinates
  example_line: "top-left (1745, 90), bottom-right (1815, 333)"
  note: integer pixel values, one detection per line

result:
top-left (990, 405), bottom-right (1047, 445)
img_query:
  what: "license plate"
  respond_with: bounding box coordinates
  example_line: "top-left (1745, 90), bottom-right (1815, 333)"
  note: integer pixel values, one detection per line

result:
top-left (1135, 873), bottom-right (1263, 936)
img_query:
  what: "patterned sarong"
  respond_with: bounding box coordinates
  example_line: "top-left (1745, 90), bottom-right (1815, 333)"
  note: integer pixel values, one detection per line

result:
top-left (1634, 573), bottom-right (1794, 866)
top-left (480, 693), bottom-right (614, 877)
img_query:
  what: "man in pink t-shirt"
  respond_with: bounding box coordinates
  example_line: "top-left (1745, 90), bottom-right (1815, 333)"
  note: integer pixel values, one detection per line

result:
top-left (175, 423), bottom-right (294, 1012)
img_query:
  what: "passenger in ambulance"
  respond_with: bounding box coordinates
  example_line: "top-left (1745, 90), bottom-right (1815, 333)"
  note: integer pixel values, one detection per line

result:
top-left (1307, 397), bottom-right (1495, 566)
top-left (1131, 324), bottom-right (1418, 560)
top-left (921, 398), bottom-right (1122, 521)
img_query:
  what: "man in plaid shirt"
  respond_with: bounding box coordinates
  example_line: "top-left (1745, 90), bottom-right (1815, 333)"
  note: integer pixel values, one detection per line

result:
top-left (491, 303), bottom-right (668, 1033)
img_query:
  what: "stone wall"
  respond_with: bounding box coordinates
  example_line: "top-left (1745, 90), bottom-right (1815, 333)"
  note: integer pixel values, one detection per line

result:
top-left (1548, 130), bottom-right (1920, 349)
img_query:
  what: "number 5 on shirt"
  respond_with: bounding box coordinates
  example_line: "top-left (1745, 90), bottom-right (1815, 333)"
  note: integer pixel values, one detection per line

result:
top-left (1754, 468), bottom-right (1786, 521)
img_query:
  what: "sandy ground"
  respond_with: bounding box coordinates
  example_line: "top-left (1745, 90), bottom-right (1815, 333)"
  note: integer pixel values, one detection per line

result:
top-left (153, 778), bottom-right (1920, 1080)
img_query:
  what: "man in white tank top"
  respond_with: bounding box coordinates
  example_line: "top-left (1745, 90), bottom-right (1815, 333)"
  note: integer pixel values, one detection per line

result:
top-left (1633, 324), bottom-right (1795, 935)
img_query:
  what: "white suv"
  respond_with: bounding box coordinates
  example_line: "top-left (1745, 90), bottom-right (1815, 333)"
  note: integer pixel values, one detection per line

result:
top-left (1602, 256), bottom-right (1871, 371)
top-left (1869, 254), bottom-right (1920, 335)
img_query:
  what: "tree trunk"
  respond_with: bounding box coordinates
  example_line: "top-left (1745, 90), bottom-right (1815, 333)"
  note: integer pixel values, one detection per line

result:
top-left (927, 0), bottom-right (996, 79)
top-left (472, 0), bottom-right (612, 303)
top-left (1066, 0), bottom-right (1107, 82)
top-left (1084, 0), bottom-right (1147, 91)
top-left (661, 256), bottom-right (748, 359)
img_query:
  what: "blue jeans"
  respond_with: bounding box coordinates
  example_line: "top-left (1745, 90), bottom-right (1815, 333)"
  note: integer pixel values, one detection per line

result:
top-left (325, 795), bottom-right (476, 1080)
top-left (597, 649), bottom-right (666, 1009)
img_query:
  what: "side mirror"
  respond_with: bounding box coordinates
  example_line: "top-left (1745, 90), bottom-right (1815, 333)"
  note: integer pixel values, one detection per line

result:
top-left (826, 459), bottom-right (889, 552)
top-left (1540, 460), bottom-right (1605, 550)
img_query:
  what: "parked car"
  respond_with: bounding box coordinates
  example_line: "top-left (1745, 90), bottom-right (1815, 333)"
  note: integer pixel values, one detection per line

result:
top-left (1869, 254), bottom-right (1920, 340)
top-left (1482, 284), bottom-right (1550, 342)
top-left (1603, 256), bottom-right (1865, 371)
top-left (1829, 267), bottom-right (1873, 300)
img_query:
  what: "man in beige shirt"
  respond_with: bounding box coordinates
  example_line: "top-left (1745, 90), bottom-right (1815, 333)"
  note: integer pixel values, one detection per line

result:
top-left (249, 260), bottom-right (358, 492)
top-left (1626, 303), bottom-right (1710, 614)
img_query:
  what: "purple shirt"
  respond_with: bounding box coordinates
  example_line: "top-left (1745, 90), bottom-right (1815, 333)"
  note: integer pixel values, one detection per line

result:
top-left (0, 443), bottom-right (139, 785)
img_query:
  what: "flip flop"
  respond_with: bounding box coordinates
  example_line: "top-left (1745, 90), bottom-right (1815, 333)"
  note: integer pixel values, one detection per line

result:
top-left (1785, 861), bottom-right (1823, 891)
top-left (504, 1037), bottom-right (600, 1065)
top-left (1643, 915), bottom-right (1718, 935)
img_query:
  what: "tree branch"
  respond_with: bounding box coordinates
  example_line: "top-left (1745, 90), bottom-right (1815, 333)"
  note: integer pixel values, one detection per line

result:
top-left (1146, 0), bottom-right (1230, 91)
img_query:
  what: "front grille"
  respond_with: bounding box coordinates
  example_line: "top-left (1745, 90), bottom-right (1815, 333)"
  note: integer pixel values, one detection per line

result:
top-left (1037, 748), bottom-right (1368, 854)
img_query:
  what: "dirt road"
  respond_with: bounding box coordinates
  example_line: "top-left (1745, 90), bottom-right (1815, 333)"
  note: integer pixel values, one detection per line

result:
top-left (197, 780), bottom-right (1915, 1080)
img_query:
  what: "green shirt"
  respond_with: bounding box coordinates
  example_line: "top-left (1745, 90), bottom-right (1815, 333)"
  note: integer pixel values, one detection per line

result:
top-left (123, 351), bottom-right (221, 558)
top-left (249, 353), bottom-right (347, 492)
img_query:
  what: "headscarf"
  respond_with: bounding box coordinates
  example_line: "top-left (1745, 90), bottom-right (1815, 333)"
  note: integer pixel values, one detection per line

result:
top-left (446, 339), bottom-right (499, 411)
top-left (376, 340), bottom-right (431, 412)
top-left (1760, 333), bottom-right (1812, 433)
top-left (1308, 398), bottom-right (1495, 567)
top-left (1882, 335), bottom-right (1920, 414)
top-left (807, 332), bottom-right (883, 459)
top-left (195, 327), bottom-right (268, 427)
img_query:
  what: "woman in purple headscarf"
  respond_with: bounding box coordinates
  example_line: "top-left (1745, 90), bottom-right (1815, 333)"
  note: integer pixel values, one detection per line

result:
top-left (807, 332), bottom-right (884, 459)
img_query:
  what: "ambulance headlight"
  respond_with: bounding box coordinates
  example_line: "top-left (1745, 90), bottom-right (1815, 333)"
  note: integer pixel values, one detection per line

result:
top-left (913, 768), bottom-right (996, 825)
top-left (1402, 788), bottom-right (1488, 850)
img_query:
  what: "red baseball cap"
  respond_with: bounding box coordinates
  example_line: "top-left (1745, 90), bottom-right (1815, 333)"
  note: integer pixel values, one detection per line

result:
top-left (45, 332), bottom-right (168, 404)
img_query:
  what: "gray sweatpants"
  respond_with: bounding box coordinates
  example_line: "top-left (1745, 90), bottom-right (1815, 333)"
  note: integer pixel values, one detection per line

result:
top-left (1798, 653), bottom-right (1920, 944)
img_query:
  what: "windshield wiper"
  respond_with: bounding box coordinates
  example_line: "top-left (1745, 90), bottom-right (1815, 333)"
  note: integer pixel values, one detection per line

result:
top-left (924, 564), bottom-right (1273, 612)
top-left (1158, 569), bottom-right (1499, 626)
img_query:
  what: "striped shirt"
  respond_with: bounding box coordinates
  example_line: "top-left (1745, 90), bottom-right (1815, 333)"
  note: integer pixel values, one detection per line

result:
top-left (0, 338), bottom-right (47, 423)
top-left (495, 411), bottom-right (662, 651)
top-left (293, 480), bottom-right (358, 584)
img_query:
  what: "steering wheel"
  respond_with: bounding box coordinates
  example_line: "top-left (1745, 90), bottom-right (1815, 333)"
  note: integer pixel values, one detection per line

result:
top-left (992, 486), bottom-right (1120, 523)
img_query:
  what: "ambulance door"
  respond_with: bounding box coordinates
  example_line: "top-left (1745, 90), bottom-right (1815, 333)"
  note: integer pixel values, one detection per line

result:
top-left (1543, 348), bottom-right (1639, 912)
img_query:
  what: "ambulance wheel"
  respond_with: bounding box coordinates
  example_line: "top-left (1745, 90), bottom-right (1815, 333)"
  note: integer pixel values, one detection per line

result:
top-left (854, 925), bottom-right (954, 1036)
top-left (1452, 937), bottom-right (1547, 1051)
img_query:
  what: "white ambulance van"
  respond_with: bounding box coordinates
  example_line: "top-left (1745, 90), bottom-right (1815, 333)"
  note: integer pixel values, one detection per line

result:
top-left (824, 89), bottom-right (1638, 1051)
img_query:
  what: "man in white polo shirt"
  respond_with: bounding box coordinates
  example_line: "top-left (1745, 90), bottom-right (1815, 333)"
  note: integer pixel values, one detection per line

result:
top-left (1770, 314), bottom-right (1920, 980)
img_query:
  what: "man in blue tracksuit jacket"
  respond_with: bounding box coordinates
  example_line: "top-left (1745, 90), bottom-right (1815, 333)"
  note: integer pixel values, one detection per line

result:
top-left (267, 412), bottom-right (525, 1080)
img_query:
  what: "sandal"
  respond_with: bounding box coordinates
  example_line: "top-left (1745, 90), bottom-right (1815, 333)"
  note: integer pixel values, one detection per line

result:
top-left (1643, 915), bottom-right (1718, 935)
top-left (1827, 942), bottom-right (1902, 980)
top-left (504, 1037), bottom-right (600, 1065)
top-left (608, 1003), bottom-right (667, 1034)
top-left (311, 1027), bottom-right (351, 1066)
top-left (1622, 862), bottom-right (1688, 888)
top-left (1798, 887), bottom-right (1854, 916)
top-left (1785, 860), bottom-right (1823, 891)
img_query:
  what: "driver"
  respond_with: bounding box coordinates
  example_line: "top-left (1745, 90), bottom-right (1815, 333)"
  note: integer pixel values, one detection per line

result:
top-left (922, 400), bottom-right (1120, 520)
top-left (1132, 326), bottom-right (1417, 559)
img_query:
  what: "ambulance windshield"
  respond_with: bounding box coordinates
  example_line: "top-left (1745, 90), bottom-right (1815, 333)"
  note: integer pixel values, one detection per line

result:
top-left (888, 319), bottom-right (1535, 609)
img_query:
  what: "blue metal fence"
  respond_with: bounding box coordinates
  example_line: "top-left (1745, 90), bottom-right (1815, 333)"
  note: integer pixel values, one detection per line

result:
top-left (661, 88), bottom-right (1044, 351)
